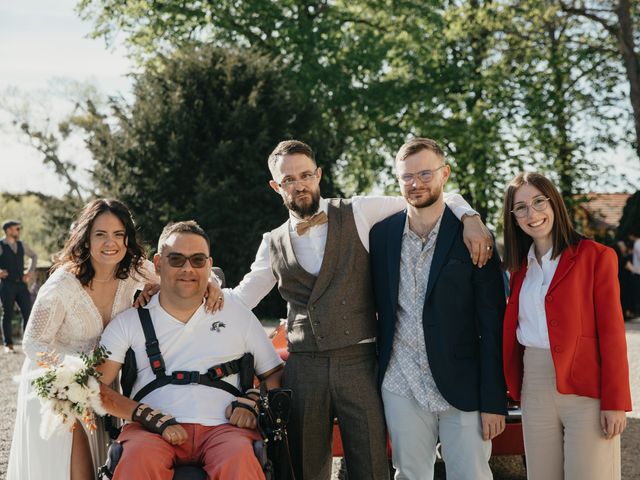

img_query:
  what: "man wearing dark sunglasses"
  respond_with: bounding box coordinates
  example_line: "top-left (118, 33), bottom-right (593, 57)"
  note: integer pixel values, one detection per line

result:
top-left (98, 220), bottom-right (284, 479)
top-left (230, 140), bottom-right (494, 480)
top-left (0, 220), bottom-right (37, 353)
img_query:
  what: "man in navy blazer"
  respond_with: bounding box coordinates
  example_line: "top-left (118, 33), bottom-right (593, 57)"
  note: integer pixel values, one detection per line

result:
top-left (369, 138), bottom-right (507, 479)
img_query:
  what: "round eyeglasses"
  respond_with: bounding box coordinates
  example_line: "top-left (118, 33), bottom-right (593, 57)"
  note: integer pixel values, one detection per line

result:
top-left (511, 197), bottom-right (550, 218)
top-left (398, 165), bottom-right (446, 185)
top-left (277, 168), bottom-right (320, 189)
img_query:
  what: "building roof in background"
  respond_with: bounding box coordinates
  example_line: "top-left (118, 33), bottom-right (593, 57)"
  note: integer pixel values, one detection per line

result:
top-left (578, 193), bottom-right (631, 228)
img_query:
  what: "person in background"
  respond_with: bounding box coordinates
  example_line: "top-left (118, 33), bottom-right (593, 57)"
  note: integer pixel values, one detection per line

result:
top-left (629, 232), bottom-right (640, 318)
top-left (0, 219), bottom-right (37, 353)
top-left (612, 239), bottom-right (634, 320)
top-left (502, 172), bottom-right (631, 480)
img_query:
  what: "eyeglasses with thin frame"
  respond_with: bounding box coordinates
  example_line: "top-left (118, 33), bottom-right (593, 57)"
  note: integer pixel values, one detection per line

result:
top-left (511, 196), bottom-right (551, 218)
top-left (398, 165), bottom-right (446, 185)
top-left (277, 168), bottom-right (320, 189)
top-left (164, 252), bottom-right (210, 268)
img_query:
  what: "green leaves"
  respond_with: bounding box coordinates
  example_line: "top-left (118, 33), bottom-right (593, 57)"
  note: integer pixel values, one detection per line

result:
top-left (75, 0), bottom-right (637, 227)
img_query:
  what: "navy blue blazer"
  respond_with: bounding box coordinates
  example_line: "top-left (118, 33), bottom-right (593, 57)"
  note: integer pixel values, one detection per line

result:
top-left (370, 206), bottom-right (507, 415)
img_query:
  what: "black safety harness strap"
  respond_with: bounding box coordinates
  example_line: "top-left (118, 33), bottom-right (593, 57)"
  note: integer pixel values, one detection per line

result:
top-left (132, 307), bottom-right (245, 403)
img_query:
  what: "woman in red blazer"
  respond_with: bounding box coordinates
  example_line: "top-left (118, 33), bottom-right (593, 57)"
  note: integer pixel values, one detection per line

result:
top-left (502, 172), bottom-right (631, 480)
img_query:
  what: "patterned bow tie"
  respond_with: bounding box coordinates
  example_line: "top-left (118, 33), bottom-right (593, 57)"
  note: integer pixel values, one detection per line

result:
top-left (295, 211), bottom-right (328, 236)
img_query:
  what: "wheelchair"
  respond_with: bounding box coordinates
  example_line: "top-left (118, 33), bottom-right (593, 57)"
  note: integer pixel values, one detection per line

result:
top-left (98, 385), bottom-right (293, 480)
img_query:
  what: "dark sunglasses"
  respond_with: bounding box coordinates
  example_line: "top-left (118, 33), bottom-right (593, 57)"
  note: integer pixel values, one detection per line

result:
top-left (164, 253), bottom-right (210, 268)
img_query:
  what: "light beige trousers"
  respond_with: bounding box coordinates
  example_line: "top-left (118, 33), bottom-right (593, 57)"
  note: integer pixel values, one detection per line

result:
top-left (521, 347), bottom-right (621, 480)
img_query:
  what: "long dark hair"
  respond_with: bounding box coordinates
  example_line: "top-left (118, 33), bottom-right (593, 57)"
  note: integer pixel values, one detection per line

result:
top-left (53, 199), bottom-right (146, 285)
top-left (502, 172), bottom-right (581, 273)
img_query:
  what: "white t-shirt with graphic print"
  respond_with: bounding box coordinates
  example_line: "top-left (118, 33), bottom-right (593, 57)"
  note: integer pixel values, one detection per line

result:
top-left (100, 294), bottom-right (283, 426)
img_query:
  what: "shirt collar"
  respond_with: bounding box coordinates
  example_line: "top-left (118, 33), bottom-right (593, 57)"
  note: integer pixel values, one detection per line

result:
top-left (526, 243), bottom-right (555, 266)
top-left (289, 197), bottom-right (328, 229)
top-left (403, 213), bottom-right (443, 243)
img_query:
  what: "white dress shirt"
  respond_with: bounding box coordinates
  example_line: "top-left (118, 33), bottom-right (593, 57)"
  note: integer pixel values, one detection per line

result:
top-left (232, 193), bottom-right (476, 309)
top-left (516, 244), bottom-right (560, 349)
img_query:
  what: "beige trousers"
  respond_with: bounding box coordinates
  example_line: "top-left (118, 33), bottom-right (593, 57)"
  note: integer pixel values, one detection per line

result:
top-left (521, 347), bottom-right (621, 480)
top-left (382, 388), bottom-right (492, 480)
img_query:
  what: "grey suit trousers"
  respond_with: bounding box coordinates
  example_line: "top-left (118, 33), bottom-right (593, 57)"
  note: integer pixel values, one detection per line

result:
top-left (283, 343), bottom-right (389, 480)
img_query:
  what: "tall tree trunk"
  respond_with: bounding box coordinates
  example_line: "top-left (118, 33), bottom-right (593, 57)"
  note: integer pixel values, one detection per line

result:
top-left (615, 0), bottom-right (640, 160)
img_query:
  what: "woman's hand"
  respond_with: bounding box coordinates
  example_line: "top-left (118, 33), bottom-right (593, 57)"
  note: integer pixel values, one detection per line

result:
top-left (600, 410), bottom-right (627, 439)
top-left (133, 283), bottom-right (160, 308)
top-left (204, 278), bottom-right (224, 313)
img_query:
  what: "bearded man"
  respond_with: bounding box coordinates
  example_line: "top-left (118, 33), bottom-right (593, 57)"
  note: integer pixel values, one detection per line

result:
top-left (369, 138), bottom-right (507, 479)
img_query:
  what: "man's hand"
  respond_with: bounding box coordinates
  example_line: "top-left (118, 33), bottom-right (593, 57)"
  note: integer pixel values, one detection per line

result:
top-left (204, 279), bottom-right (224, 313)
top-left (162, 424), bottom-right (188, 445)
top-left (21, 273), bottom-right (32, 283)
top-left (0, 269), bottom-right (8, 279)
top-left (225, 397), bottom-right (258, 430)
top-left (133, 283), bottom-right (160, 308)
top-left (481, 412), bottom-right (505, 441)
top-left (462, 214), bottom-right (493, 267)
top-left (601, 410), bottom-right (627, 439)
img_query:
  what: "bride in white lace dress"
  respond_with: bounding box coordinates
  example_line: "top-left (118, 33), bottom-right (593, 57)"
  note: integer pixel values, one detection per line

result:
top-left (6, 199), bottom-right (156, 480)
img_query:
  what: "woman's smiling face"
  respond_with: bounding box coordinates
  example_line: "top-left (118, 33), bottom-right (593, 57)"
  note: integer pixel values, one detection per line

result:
top-left (88, 212), bottom-right (127, 268)
top-left (513, 183), bottom-right (554, 243)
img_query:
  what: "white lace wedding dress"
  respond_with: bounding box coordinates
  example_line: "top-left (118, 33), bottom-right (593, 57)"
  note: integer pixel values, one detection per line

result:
top-left (7, 264), bottom-right (153, 480)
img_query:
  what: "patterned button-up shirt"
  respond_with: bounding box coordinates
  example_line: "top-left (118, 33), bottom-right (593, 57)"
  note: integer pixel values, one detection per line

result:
top-left (382, 214), bottom-right (450, 412)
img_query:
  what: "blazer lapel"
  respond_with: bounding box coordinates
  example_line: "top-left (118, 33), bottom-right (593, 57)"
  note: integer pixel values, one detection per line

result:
top-left (386, 211), bottom-right (407, 315)
top-left (424, 207), bottom-right (460, 303)
top-left (547, 243), bottom-right (579, 294)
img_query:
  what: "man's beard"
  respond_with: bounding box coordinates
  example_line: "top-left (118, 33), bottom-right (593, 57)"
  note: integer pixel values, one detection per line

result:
top-left (406, 185), bottom-right (442, 209)
top-left (284, 188), bottom-right (321, 218)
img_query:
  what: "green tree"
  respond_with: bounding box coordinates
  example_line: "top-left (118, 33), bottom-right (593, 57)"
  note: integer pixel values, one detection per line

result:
top-left (560, 0), bottom-right (640, 163)
top-left (76, 0), bottom-right (634, 225)
top-left (75, 46), bottom-right (338, 317)
top-left (503, 1), bottom-right (625, 207)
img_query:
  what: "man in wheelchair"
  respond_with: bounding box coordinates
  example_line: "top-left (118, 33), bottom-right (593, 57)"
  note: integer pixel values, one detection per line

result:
top-left (97, 221), bottom-right (285, 479)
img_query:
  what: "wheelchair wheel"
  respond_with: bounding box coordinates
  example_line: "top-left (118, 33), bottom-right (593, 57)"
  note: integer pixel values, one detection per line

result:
top-left (173, 466), bottom-right (207, 480)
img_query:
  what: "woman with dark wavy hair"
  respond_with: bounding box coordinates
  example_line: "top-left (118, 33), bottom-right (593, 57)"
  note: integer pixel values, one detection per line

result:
top-left (7, 198), bottom-right (157, 480)
top-left (502, 172), bottom-right (631, 480)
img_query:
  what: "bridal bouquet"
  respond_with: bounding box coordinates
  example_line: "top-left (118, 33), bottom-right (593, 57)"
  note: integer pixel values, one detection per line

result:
top-left (31, 346), bottom-right (109, 439)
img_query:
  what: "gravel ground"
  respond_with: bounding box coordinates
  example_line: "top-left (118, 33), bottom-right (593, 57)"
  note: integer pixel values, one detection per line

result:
top-left (1, 321), bottom-right (639, 479)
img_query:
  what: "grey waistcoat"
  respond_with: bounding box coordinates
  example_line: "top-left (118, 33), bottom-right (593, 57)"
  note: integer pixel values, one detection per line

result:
top-left (269, 198), bottom-right (377, 353)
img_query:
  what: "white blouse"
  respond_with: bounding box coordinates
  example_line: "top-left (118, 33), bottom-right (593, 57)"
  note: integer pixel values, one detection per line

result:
top-left (516, 244), bottom-right (560, 349)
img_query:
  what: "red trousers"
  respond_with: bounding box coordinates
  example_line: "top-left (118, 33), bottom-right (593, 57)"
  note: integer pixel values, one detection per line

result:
top-left (113, 422), bottom-right (264, 480)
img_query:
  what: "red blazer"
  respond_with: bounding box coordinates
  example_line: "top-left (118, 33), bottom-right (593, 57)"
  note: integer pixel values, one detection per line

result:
top-left (503, 239), bottom-right (632, 411)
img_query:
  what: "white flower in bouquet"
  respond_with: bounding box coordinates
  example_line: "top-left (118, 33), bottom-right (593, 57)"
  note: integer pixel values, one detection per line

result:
top-left (31, 346), bottom-right (110, 439)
